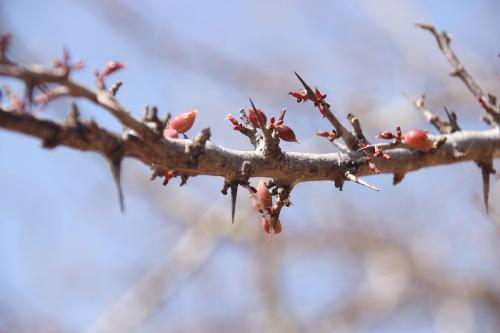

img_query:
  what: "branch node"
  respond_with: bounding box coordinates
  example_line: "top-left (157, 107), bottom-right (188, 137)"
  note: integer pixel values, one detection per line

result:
top-left (187, 127), bottom-right (211, 167)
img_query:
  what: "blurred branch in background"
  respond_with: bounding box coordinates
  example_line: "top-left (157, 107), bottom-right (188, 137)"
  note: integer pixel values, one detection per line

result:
top-left (85, 0), bottom-right (294, 103)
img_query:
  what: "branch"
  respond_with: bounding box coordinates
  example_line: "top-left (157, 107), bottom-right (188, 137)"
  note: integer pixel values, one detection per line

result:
top-left (1, 26), bottom-right (499, 227)
top-left (0, 62), bottom-right (157, 141)
top-left (1, 107), bottom-right (499, 182)
top-left (404, 93), bottom-right (461, 134)
top-left (416, 23), bottom-right (500, 124)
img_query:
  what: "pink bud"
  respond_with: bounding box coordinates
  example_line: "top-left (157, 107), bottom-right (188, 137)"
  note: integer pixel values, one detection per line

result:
top-left (377, 131), bottom-right (394, 140)
top-left (262, 218), bottom-right (282, 234)
top-left (163, 127), bottom-right (178, 139)
top-left (277, 125), bottom-right (299, 143)
top-left (404, 129), bottom-right (433, 152)
top-left (169, 109), bottom-right (197, 133)
top-left (102, 61), bottom-right (127, 76)
top-left (247, 107), bottom-right (267, 128)
top-left (288, 89), bottom-right (308, 103)
top-left (252, 180), bottom-right (272, 213)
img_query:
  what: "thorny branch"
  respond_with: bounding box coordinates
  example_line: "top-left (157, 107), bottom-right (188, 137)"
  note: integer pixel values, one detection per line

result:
top-left (0, 24), bottom-right (499, 233)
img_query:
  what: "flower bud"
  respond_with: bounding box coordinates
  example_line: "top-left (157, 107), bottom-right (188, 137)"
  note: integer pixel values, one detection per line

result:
top-left (252, 180), bottom-right (272, 213)
top-left (404, 129), bottom-right (433, 152)
top-left (377, 131), bottom-right (394, 140)
top-left (247, 107), bottom-right (267, 128)
top-left (278, 125), bottom-right (298, 143)
top-left (102, 60), bottom-right (127, 76)
top-left (169, 109), bottom-right (197, 133)
top-left (163, 127), bottom-right (178, 139)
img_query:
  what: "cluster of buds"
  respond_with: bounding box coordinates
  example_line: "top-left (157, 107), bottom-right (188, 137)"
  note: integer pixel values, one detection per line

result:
top-left (360, 152), bottom-right (380, 174)
top-left (251, 180), bottom-right (282, 235)
top-left (289, 86), bottom-right (328, 115)
top-left (377, 126), bottom-right (434, 152)
top-left (163, 110), bottom-right (198, 139)
top-left (373, 146), bottom-right (392, 160)
top-left (95, 60), bottom-right (127, 87)
top-left (227, 106), bottom-right (299, 143)
top-left (288, 88), bottom-right (308, 103)
top-left (52, 48), bottom-right (84, 74)
top-left (376, 126), bottom-right (403, 141)
top-left (357, 143), bottom-right (390, 173)
top-left (226, 114), bottom-right (245, 132)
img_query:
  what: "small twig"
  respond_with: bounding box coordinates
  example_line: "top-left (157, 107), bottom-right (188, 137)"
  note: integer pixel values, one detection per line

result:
top-left (249, 98), bottom-right (275, 154)
top-left (0, 62), bottom-right (157, 142)
top-left (187, 127), bottom-right (211, 167)
top-left (109, 80), bottom-right (123, 96)
top-left (347, 113), bottom-right (369, 144)
top-left (278, 108), bottom-right (287, 122)
top-left (293, 71), bottom-right (359, 150)
top-left (404, 93), bottom-right (460, 134)
top-left (416, 22), bottom-right (500, 123)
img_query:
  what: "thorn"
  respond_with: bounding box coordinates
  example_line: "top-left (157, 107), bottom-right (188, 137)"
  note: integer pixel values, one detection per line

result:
top-left (248, 97), bottom-right (266, 130)
top-left (179, 175), bottom-right (189, 186)
top-left (478, 160), bottom-right (495, 214)
top-left (107, 147), bottom-right (125, 213)
top-left (293, 71), bottom-right (316, 101)
top-left (482, 166), bottom-right (490, 214)
top-left (230, 182), bottom-right (238, 224)
top-left (393, 173), bottom-right (405, 185)
top-left (345, 172), bottom-right (379, 191)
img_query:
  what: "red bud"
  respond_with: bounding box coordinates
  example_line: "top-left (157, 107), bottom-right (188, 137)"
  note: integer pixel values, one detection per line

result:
top-left (102, 61), bottom-right (127, 76)
top-left (252, 180), bottom-right (272, 213)
top-left (278, 125), bottom-right (298, 143)
top-left (404, 129), bottom-right (433, 152)
top-left (289, 89), bottom-right (308, 102)
top-left (247, 107), bottom-right (267, 128)
top-left (377, 131), bottom-right (394, 140)
top-left (163, 127), bottom-right (179, 139)
top-left (169, 109), bottom-right (197, 133)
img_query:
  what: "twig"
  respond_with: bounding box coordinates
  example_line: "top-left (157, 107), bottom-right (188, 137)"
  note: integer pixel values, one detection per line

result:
top-left (416, 23), bottom-right (500, 123)
top-left (404, 93), bottom-right (460, 134)
top-left (293, 71), bottom-right (360, 150)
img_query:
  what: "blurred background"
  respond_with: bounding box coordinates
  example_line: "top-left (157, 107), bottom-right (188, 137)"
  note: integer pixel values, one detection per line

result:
top-left (1, 0), bottom-right (500, 332)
